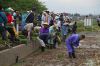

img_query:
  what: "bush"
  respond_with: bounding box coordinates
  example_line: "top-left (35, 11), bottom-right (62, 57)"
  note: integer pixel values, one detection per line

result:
top-left (19, 39), bottom-right (27, 44)
top-left (19, 35), bottom-right (26, 39)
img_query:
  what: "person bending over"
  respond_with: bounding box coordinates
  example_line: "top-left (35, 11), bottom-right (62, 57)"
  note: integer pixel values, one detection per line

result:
top-left (66, 34), bottom-right (85, 58)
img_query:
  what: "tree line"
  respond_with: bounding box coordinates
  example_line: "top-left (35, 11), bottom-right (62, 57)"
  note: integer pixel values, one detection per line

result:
top-left (0, 0), bottom-right (47, 13)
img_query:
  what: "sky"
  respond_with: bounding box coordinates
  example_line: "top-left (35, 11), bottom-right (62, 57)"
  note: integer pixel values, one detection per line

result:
top-left (39, 0), bottom-right (100, 15)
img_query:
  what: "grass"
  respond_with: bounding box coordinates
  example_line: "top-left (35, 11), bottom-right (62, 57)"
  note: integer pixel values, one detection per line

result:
top-left (77, 20), bottom-right (100, 33)
top-left (12, 63), bottom-right (23, 66)
top-left (57, 53), bottom-right (65, 60)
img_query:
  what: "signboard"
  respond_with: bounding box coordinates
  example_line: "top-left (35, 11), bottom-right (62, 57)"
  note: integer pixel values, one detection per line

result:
top-left (84, 17), bottom-right (92, 27)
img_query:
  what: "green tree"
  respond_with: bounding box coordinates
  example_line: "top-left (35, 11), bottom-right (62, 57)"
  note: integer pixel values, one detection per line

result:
top-left (0, 0), bottom-right (47, 13)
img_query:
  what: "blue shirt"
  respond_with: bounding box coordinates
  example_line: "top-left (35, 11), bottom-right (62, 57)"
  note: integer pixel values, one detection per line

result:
top-left (0, 10), bottom-right (7, 25)
top-left (66, 34), bottom-right (80, 52)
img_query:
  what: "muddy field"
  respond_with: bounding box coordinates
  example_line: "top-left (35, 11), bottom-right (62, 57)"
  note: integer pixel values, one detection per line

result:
top-left (13, 32), bottom-right (100, 66)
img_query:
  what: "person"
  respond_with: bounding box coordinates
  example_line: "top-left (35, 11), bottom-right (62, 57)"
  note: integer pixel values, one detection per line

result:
top-left (96, 16), bottom-right (100, 27)
top-left (39, 22), bottom-right (49, 51)
top-left (65, 34), bottom-right (85, 58)
top-left (26, 10), bottom-right (35, 25)
top-left (37, 13), bottom-right (42, 26)
top-left (41, 11), bottom-right (50, 26)
top-left (24, 10), bottom-right (35, 41)
top-left (45, 11), bottom-right (51, 25)
top-left (13, 10), bottom-right (17, 27)
top-left (24, 21), bottom-right (34, 41)
top-left (49, 13), bottom-right (55, 26)
top-left (72, 22), bottom-right (77, 34)
top-left (57, 18), bottom-right (61, 32)
top-left (21, 12), bottom-right (29, 37)
top-left (59, 14), bottom-right (64, 41)
top-left (0, 4), bottom-right (8, 40)
top-left (61, 18), bottom-right (69, 42)
top-left (48, 24), bottom-right (58, 49)
top-left (41, 12), bottom-right (46, 25)
top-left (5, 8), bottom-right (16, 42)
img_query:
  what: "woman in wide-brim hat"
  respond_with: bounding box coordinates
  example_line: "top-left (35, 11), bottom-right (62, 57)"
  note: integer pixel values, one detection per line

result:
top-left (5, 8), bottom-right (17, 42)
top-left (0, 4), bottom-right (8, 40)
top-left (39, 22), bottom-right (49, 52)
top-left (42, 22), bottom-right (49, 27)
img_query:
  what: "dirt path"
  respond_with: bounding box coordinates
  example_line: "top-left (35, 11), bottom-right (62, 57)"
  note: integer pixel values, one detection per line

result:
top-left (13, 32), bottom-right (100, 66)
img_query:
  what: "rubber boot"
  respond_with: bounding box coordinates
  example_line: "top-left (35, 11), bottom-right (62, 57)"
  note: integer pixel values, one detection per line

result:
top-left (41, 46), bottom-right (45, 52)
top-left (69, 52), bottom-right (72, 58)
top-left (72, 52), bottom-right (76, 58)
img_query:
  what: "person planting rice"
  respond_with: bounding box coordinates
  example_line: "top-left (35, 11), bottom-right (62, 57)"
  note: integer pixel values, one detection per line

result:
top-left (0, 4), bottom-right (7, 40)
top-left (39, 22), bottom-right (49, 52)
top-left (5, 8), bottom-right (17, 42)
top-left (66, 34), bottom-right (85, 58)
top-left (48, 24), bottom-right (58, 49)
top-left (72, 21), bottom-right (77, 34)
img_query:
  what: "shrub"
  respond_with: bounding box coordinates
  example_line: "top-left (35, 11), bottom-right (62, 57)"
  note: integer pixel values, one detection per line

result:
top-left (19, 39), bottom-right (27, 45)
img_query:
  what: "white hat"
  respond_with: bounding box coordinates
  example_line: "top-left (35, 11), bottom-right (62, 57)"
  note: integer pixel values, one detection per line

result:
top-left (8, 7), bottom-right (14, 11)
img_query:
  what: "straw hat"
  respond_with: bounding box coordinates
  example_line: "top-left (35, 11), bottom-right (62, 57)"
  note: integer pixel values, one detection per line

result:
top-left (42, 22), bottom-right (49, 26)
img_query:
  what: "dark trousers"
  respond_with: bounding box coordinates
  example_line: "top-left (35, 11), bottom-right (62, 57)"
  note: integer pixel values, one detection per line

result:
top-left (41, 46), bottom-right (45, 52)
top-left (62, 35), bottom-right (66, 42)
top-left (98, 23), bottom-right (100, 27)
top-left (53, 36), bottom-right (57, 48)
top-left (39, 35), bottom-right (49, 44)
top-left (6, 27), bottom-right (16, 42)
top-left (14, 20), bottom-right (17, 28)
top-left (72, 29), bottom-right (76, 34)
top-left (68, 44), bottom-right (76, 58)
top-left (0, 28), bottom-right (6, 40)
top-left (97, 21), bottom-right (100, 27)
top-left (22, 29), bottom-right (28, 37)
top-left (58, 27), bottom-right (61, 32)
top-left (69, 52), bottom-right (76, 58)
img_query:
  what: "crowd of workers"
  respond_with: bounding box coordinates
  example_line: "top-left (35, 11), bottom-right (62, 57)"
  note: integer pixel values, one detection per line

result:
top-left (2, 4), bottom-right (100, 58)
